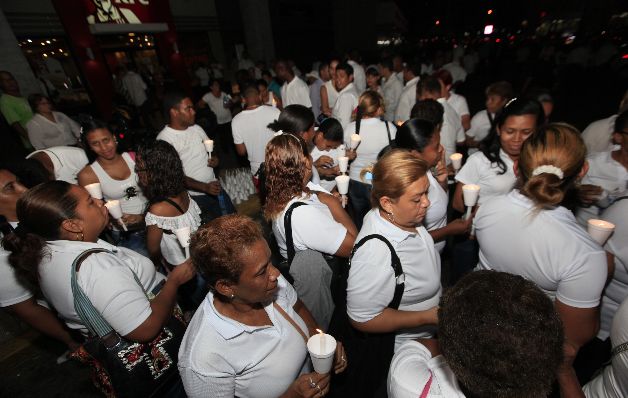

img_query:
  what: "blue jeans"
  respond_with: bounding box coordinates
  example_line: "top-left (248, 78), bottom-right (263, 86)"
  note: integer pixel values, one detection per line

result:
top-left (191, 190), bottom-right (235, 224)
top-left (111, 230), bottom-right (149, 258)
top-left (348, 179), bottom-right (372, 230)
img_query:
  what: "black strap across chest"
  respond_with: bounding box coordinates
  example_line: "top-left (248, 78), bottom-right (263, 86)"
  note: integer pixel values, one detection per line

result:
top-left (284, 201), bottom-right (307, 264)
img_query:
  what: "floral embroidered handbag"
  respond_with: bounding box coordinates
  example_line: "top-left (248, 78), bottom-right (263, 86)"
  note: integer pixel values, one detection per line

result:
top-left (69, 248), bottom-right (186, 398)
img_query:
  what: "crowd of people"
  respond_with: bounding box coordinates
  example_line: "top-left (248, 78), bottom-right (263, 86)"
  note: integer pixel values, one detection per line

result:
top-left (0, 39), bottom-right (627, 398)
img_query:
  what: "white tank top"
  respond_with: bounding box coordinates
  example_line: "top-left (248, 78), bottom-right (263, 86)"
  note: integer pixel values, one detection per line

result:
top-left (90, 152), bottom-right (147, 215)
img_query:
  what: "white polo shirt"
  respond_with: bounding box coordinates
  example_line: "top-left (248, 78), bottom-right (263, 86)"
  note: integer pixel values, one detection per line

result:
top-left (202, 91), bottom-right (232, 125)
top-left (437, 98), bottom-right (465, 165)
top-left (424, 172), bottom-right (448, 253)
top-left (332, 83), bottom-right (359, 130)
top-left (382, 75), bottom-right (403, 122)
top-left (347, 60), bottom-right (366, 93)
top-left (576, 150), bottom-right (628, 226)
top-left (178, 276), bottom-right (310, 398)
top-left (446, 92), bottom-right (470, 119)
top-left (157, 125), bottom-right (216, 195)
top-left (231, 105), bottom-right (280, 175)
top-left (38, 239), bottom-right (165, 336)
top-left (388, 340), bottom-right (465, 398)
top-left (582, 115), bottom-right (616, 155)
top-left (0, 222), bottom-right (34, 307)
top-left (344, 118), bottom-right (396, 183)
top-left (347, 209), bottom-right (441, 351)
top-left (26, 146), bottom-right (88, 184)
top-left (475, 190), bottom-right (607, 308)
top-left (598, 200), bottom-right (628, 340)
top-left (281, 76), bottom-right (312, 107)
top-left (455, 149), bottom-right (516, 206)
top-left (395, 77), bottom-right (420, 123)
top-left (272, 184), bottom-right (347, 260)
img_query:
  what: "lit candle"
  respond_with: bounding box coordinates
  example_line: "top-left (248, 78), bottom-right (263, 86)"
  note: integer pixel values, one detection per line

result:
top-left (316, 328), bottom-right (325, 353)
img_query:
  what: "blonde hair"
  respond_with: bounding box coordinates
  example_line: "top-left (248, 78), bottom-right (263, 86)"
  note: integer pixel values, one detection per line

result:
top-left (363, 149), bottom-right (428, 209)
top-left (354, 91), bottom-right (385, 122)
top-left (518, 123), bottom-right (586, 209)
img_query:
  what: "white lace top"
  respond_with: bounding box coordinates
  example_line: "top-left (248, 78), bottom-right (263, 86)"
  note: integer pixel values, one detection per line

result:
top-left (145, 197), bottom-right (202, 266)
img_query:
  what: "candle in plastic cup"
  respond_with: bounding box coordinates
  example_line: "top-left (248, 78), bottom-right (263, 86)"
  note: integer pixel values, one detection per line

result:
top-left (203, 139), bottom-right (214, 153)
top-left (335, 175), bottom-right (350, 195)
top-left (587, 219), bottom-right (615, 246)
top-left (307, 333), bottom-right (337, 374)
top-left (105, 200), bottom-right (127, 231)
top-left (85, 183), bottom-right (103, 199)
top-left (450, 153), bottom-right (463, 170)
top-left (338, 156), bottom-right (349, 173)
top-left (350, 134), bottom-right (361, 149)
top-left (462, 184), bottom-right (480, 207)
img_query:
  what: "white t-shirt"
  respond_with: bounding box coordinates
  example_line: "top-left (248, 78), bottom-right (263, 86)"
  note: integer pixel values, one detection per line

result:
top-left (332, 83), bottom-right (359, 130)
top-left (311, 147), bottom-right (343, 192)
top-left (345, 118), bottom-right (396, 183)
top-left (26, 112), bottom-right (80, 150)
top-left (475, 190), bottom-right (607, 308)
top-left (455, 149), bottom-right (516, 206)
top-left (582, 115), bottom-right (616, 155)
top-left (281, 76), bottom-right (312, 108)
top-left (90, 152), bottom-right (147, 215)
top-left (382, 75), bottom-right (403, 122)
top-left (231, 105), bottom-right (280, 175)
top-left (38, 239), bottom-right (166, 336)
top-left (598, 200), bottom-right (628, 340)
top-left (323, 80), bottom-right (339, 109)
top-left (424, 172), bottom-right (448, 253)
top-left (272, 186), bottom-right (347, 259)
top-left (347, 60), bottom-right (366, 93)
top-left (437, 98), bottom-right (465, 164)
top-left (576, 150), bottom-right (628, 226)
top-left (584, 296), bottom-right (628, 398)
top-left (202, 91), bottom-right (233, 124)
top-left (388, 340), bottom-right (465, 398)
top-left (466, 109), bottom-right (493, 155)
top-left (446, 92), bottom-right (470, 119)
top-left (395, 77), bottom-right (420, 123)
top-left (347, 209), bottom-right (441, 350)
top-left (0, 222), bottom-right (33, 307)
top-left (26, 146), bottom-right (89, 184)
top-left (178, 276), bottom-right (310, 398)
top-left (157, 125), bottom-right (216, 195)
top-left (122, 71), bottom-right (147, 107)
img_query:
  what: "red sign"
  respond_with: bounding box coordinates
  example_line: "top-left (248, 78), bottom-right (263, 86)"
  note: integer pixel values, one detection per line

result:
top-left (85, 0), bottom-right (157, 24)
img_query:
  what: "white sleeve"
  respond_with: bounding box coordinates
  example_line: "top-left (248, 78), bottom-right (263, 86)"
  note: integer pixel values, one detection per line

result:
top-left (455, 153), bottom-right (482, 185)
top-left (80, 253), bottom-right (152, 336)
top-left (0, 252), bottom-right (33, 307)
top-left (291, 206), bottom-right (347, 255)
top-left (388, 341), bottom-right (435, 398)
top-left (466, 112), bottom-right (484, 139)
top-left (556, 251), bottom-right (607, 308)
top-left (202, 93), bottom-right (212, 106)
top-left (231, 119), bottom-right (244, 145)
top-left (179, 357), bottom-right (235, 398)
top-left (457, 96), bottom-right (470, 116)
top-left (346, 239), bottom-right (395, 323)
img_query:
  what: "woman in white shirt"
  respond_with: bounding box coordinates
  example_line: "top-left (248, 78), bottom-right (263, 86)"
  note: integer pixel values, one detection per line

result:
top-left (388, 271), bottom-right (564, 398)
top-left (453, 98), bottom-right (544, 212)
top-left (474, 123), bottom-right (609, 395)
top-left (26, 94), bottom-right (80, 150)
top-left (179, 214), bottom-right (347, 398)
top-left (77, 118), bottom-right (148, 256)
top-left (345, 91), bottom-right (397, 229)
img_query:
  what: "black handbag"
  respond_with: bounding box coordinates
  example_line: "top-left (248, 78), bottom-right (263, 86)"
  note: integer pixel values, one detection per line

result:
top-left (70, 248), bottom-right (186, 398)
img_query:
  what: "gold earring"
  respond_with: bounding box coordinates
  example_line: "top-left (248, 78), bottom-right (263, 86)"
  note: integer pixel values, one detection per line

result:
top-left (387, 211), bottom-right (395, 223)
top-left (76, 232), bottom-right (84, 241)
top-left (230, 294), bottom-right (235, 300)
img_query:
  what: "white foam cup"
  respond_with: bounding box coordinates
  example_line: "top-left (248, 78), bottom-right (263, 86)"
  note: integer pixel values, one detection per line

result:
top-left (462, 184), bottom-right (480, 207)
top-left (203, 139), bottom-right (214, 153)
top-left (450, 153), bottom-right (463, 171)
top-left (335, 175), bottom-right (350, 195)
top-left (350, 134), bottom-right (361, 149)
top-left (85, 183), bottom-right (103, 199)
top-left (587, 219), bottom-right (615, 246)
top-left (307, 333), bottom-right (337, 374)
top-left (105, 200), bottom-right (127, 231)
top-left (338, 156), bottom-right (349, 173)
top-left (174, 226), bottom-right (191, 248)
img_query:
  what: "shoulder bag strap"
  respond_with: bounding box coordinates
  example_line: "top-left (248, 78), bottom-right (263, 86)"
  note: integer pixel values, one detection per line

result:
top-left (385, 120), bottom-right (392, 144)
top-left (284, 201), bottom-right (308, 264)
top-left (163, 198), bottom-right (185, 215)
top-left (486, 110), bottom-right (495, 129)
top-left (350, 234), bottom-right (405, 310)
top-left (419, 371), bottom-right (433, 398)
top-left (273, 302), bottom-right (309, 344)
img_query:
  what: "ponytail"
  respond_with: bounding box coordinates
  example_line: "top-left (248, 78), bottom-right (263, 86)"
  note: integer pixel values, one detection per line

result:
top-left (2, 231), bottom-right (46, 291)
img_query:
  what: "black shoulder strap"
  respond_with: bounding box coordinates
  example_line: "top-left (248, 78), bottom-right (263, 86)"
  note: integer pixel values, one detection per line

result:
top-left (384, 121), bottom-right (391, 144)
top-left (350, 234), bottom-right (404, 310)
top-left (284, 202), bottom-right (307, 263)
top-left (163, 198), bottom-right (185, 215)
top-left (487, 110), bottom-right (495, 128)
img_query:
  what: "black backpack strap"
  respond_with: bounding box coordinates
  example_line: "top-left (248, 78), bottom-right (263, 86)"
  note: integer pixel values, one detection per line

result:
top-left (384, 121), bottom-right (392, 144)
top-left (284, 202), bottom-right (308, 264)
top-left (350, 234), bottom-right (404, 310)
top-left (163, 198), bottom-right (185, 215)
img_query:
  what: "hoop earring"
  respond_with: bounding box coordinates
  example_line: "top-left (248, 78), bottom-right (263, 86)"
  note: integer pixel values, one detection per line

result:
top-left (76, 232), bottom-right (84, 241)
top-left (386, 211), bottom-right (395, 223)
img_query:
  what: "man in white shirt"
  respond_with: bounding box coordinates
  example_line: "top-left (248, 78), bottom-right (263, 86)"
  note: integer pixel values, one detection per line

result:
top-left (157, 91), bottom-right (234, 222)
top-left (379, 58), bottom-right (403, 122)
top-left (582, 91), bottom-right (628, 154)
top-left (275, 60), bottom-right (312, 108)
top-left (232, 84), bottom-right (280, 175)
top-left (331, 63), bottom-right (359, 130)
top-left (120, 66), bottom-right (147, 108)
top-left (199, 79), bottom-right (233, 126)
top-left (347, 51), bottom-right (366, 93)
top-left (394, 63), bottom-right (421, 123)
top-left (417, 76), bottom-right (465, 165)
top-left (392, 54), bottom-right (405, 84)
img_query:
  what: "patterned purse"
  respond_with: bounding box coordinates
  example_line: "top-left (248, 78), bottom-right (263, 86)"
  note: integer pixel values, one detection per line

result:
top-left (69, 248), bottom-right (186, 398)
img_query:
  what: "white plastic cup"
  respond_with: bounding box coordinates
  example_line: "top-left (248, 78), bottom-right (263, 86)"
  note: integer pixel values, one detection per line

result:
top-left (587, 219), bottom-right (615, 246)
top-left (104, 200), bottom-right (127, 231)
top-left (203, 139), bottom-right (214, 153)
top-left (462, 184), bottom-right (480, 207)
top-left (338, 156), bottom-right (349, 173)
top-left (335, 175), bottom-right (350, 195)
top-left (85, 183), bottom-right (103, 199)
top-left (350, 134), bottom-right (361, 150)
top-left (450, 153), bottom-right (463, 171)
top-left (174, 226), bottom-right (191, 248)
top-left (307, 333), bottom-right (337, 374)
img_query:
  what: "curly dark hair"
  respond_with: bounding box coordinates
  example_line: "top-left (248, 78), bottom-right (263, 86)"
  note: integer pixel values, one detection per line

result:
top-left (438, 270), bottom-right (564, 398)
top-left (190, 214), bottom-right (264, 300)
top-left (263, 134), bottom-right (310, 220)
top-left (136, 140), bottom-right (186, 205)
